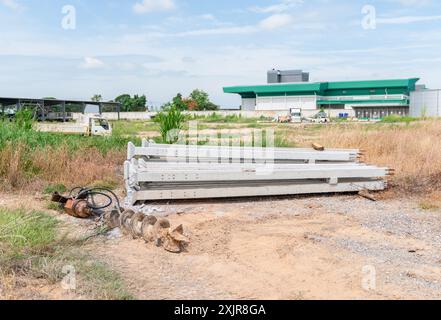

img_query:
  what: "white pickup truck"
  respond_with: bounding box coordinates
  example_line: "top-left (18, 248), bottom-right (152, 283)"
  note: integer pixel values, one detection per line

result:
top-left (36, 115), bottom-right (112, 136)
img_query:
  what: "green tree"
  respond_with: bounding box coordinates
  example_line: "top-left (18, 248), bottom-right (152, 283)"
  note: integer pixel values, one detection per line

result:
top-left (91, 94), bottom-right (103, 102)
top-left (115, 94), bottom-right (147, 112)
top-left (189, 89), bottom-right (219, 111)
top-left (190, 89), bottom-right (209, 111)
top-left (172, 93), bottom-right (188, 111)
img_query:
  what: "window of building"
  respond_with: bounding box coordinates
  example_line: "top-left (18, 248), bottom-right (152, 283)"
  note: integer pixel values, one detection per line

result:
top-left (320, 104), bottom-right (345, 109)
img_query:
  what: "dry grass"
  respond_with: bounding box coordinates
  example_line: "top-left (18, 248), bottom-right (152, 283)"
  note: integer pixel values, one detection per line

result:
top-left (291, 121), bottom-right (441, 195)
top-left (2, 119), bottom-right (440, 197)
top-left (0, 208), bottom-right (134, 300)
top-left (0, 143), bottom-right (125, 192)
top-left (419, 192), bottom-right (441, 211)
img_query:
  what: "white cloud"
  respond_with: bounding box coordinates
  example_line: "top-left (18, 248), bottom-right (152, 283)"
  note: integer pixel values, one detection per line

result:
top-left (131, 13), bottom-right (295, 38)
top-left (175, 25), bottom-right (258, 37)
top-left (133, 0), bottom-right (175, 14)
top-left (378, 15), bottom-right (441, 24)
top-left (168, 14), bottom-right (295, 37)
top-left (259, 14), bottom-right (294, 30)
top-left (389, 0), bottom-right (432, 6)
top-left (1, 0), bottom-right (24, 11)
top-left (250, 0), bottom-right (303, 14)
top-left (80, 57), bottom-right (105, 69)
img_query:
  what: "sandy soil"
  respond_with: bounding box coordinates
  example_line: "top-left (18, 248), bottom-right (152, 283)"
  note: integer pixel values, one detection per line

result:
top-left (1, 192), bottom-right (441, 300)
top-left (93, 195), bottom-right (441, 300)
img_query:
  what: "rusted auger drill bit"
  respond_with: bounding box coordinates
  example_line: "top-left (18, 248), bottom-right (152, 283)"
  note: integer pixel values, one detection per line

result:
top-left (110, 209), bottom-right (190, 253)
top-left (51, 187), bottom-right (189, 253)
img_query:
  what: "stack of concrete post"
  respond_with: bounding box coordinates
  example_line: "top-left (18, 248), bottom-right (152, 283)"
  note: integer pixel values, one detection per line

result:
top-left (124, 140), bottom-right (390, 205)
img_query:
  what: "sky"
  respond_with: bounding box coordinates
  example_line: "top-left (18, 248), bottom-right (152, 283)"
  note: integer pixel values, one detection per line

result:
top-left (1, 0), bottom-right (441, 108)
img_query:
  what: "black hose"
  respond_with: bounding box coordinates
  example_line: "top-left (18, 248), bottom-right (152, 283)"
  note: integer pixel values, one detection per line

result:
top-left (69, 187), bottom-right (122, 215)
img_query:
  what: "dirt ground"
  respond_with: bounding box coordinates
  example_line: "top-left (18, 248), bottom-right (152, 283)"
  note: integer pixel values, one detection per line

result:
top-left (2, 191), bottom-right (441, 300)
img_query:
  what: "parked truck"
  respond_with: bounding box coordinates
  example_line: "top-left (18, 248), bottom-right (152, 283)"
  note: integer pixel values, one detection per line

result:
top-left (290, 108), bottom-right (302, 123)
top-left (36, 115), bottom-right (112, 136)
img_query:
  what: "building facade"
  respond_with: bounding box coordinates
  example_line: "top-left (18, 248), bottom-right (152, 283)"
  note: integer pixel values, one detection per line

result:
top-left (224, 78), bottom-right (420, 119)
top-left (267, 69), bottom-right (310, 84)
top-left (410, 89), bottom-right (441, 118)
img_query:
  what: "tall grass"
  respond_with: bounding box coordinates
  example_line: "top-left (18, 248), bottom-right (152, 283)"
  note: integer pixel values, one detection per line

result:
top-left (0, 120), bottom-right (135, 191)
top-left (0, 208), bottom-right (134, 300)
top-left (154, 106), bottom-right (186, 143)
top-left (381, 115), bottom-right (418, 124)
top-left (294, 121), bottom-right (441, 194)
top-left (0, 208), bottom-right (57, 255)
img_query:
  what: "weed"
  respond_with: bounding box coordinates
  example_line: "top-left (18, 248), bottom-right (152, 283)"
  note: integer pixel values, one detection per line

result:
top-left (90, 178), bottom-right (120, 190)
top-left (0, 208), bottom-right (133, 300)
top-left (419, 201), bottom-right (440, 211)
top-left (0, 208), bottom-right (58, 253)
top-left (46, 201), bottom-right (63, 212)
top-left (43, 184), bottom-right (67, 195)
top-left (154, 106), bottom-right (186, 144)
top-left (76, 259), bottom-right (134, 300)
top-left (381, 115), bottom-right (418, 124)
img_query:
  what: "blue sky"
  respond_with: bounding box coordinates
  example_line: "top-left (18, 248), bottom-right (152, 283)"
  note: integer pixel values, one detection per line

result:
top-left (1, 0), bottom-right (441, 108)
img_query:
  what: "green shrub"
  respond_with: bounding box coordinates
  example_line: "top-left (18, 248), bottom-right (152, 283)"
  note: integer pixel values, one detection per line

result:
top-left (0, 119), bottom-right (136, 154)
top-left (154, 106), bottom-right (186, 144)
top-left (381, 115), bottom-right (418, 124)
top-left (0, 208), bottom-right (134, 299)
top-left (43, 184), bottom-right (67, 195)
top-left (14, 109), bottom-right (34, 131)
top-left (0, 208), bottom-right (58, 254)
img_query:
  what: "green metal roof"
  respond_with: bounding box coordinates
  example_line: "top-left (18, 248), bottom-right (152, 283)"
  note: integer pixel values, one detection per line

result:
top-left (317, 99), bottom-right (409, 105)
top-left (223, 78), bottom-right (420, 97)
top-left (223, 82), bottom-right (326, 95)
top-left (326, 78), bottom-right (420, 90)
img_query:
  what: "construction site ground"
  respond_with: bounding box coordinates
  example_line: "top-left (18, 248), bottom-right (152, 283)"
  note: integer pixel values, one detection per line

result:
top-left (2, 191), bottom-right (441, 300)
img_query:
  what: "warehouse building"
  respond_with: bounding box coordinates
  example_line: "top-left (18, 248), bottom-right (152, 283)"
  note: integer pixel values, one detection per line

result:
top-left (223, 70), bottom-right (437, 119)
top-left (0, 97), bottom-right (122, 121)
top-left (410, 88), bottom-right (441, 118)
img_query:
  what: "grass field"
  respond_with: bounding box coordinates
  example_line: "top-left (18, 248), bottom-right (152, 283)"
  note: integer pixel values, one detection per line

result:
top-left (1, 116), bottom-right (440, 300)
top-left (0, 121), bottom-right (139, 191)
top-left (1, 117), bottom-right (440, 197)
top-left (0, 207), bottom-right (133, 300)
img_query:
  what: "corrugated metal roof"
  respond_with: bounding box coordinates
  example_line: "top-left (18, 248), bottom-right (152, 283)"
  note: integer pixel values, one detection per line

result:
top-left (224, 78), bottom-right (420, 95)
top-left (326, 78), bottom-right (420, 90)
top-left (223, 82), bottom-right (326, 94)
top-left (317, 99), bottom-right (409, 105)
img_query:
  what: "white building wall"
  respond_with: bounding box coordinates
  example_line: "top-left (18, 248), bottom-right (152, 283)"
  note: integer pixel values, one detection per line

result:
top-left (410, 90), bottom-right (441, 117)
top-left (241, 98), bottom-right (256, 111)
top-left (255, 95), bottom-right (317, 111)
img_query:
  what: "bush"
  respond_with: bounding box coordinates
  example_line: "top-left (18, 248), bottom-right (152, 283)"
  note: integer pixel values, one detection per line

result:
top-left (0, 208), bottom-right (58, 255)
top-left (154, 106), bottom-right (186, 144)
top-left (43, 184), bottom-right (67, 195)
top-left (0, 120), bottom-right (133, 191)
top-left (381, 115), bottom-right (418, 124)
top-left (0, 208), bottom-right (134, 300)
top-left (15, 109), bottom-right (34, 131)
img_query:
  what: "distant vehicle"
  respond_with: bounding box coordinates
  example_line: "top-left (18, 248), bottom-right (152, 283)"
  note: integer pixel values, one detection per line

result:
top-left (1, 108), bottom-right (74, 122)
top-left (306, 111), bottom-right (330, 124)
top-left (0, 107), bottom-right (17, 119)
top-left (36, 115), bottom-right (112, 136)
top-left (290, 108), bottom-right (302, 123)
